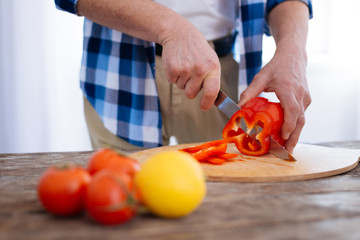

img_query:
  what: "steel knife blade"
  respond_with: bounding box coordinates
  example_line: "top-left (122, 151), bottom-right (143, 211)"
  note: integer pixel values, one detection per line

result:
top-left (214, 90), bottom-right (249, 133)
top-left (214, 90), bottom-right (296, 161)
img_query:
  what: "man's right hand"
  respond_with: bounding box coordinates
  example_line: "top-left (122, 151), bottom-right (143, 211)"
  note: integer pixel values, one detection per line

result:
top-left (159, 21), bottom-right (221, 111)
top-left (77, 0), bottom-right (221, 110)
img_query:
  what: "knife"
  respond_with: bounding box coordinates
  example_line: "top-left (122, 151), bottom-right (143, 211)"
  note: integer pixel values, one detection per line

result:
top-left (214, 90), bottom-right (296, 161)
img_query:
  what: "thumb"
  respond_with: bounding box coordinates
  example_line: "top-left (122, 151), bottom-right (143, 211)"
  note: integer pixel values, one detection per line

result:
top-left (238, 71), bottom-right (269, 107)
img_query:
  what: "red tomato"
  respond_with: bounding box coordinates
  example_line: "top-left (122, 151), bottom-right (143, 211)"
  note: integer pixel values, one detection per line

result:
top-left (87, 148), bottom-right (141, 176)
top-left (85, 169), bottom-right (139, 225)
top-left (37, 166), bottom-right (91, 216)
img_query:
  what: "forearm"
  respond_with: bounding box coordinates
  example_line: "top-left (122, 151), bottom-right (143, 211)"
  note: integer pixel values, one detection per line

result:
top-left (77, 0), bottom-right (220, 110)
top-left (264, 1), bottom-right (311, 150)
top-left (268, 1), bottom-right (309, 60)
top-left (77, 0), bottom-right (195, 45)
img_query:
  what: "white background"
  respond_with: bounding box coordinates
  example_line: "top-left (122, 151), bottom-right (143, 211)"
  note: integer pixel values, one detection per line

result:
top-left (0, 0), bottom-right (359, 153)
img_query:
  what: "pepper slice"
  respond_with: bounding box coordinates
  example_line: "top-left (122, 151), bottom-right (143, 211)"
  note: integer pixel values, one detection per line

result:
top-left (191, 143), bottom-right (227, 162)
top-left (180, 139), bottom-right (228, 162)
top-left (207, 157), bottom-right (226, 165)
top-left (222, 97), bottom-right (284, 156)
top-left (179, 140), bottom-right (241, 165)
top-left (180, 139), bottom-right (227, 154)
top-left (216, 153), bottom-right (239, 159)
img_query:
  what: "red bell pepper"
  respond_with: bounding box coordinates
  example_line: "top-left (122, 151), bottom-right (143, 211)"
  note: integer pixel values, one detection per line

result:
top-left (222, 97), bottom-right (284, 156)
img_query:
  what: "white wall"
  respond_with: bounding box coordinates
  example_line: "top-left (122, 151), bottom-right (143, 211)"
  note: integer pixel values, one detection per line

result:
top-left (303, 0), bottom-right (360, 143)
top-left (0, 0), bottom-right (359, 153)
top-left (0, 0), bottom-right (91, 153)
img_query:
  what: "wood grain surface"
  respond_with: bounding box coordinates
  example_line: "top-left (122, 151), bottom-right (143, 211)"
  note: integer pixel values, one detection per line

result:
top-left (129, 143), bottom-right (360, 182)
top-left (1, 142), bottom-right (360, 240)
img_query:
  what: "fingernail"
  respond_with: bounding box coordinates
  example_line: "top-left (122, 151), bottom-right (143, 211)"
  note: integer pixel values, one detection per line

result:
top-left (283, 132), bottom-right (290, 140)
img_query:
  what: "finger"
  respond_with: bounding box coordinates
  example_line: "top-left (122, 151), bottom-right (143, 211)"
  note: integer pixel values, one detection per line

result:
top-left (174, 61), bottom-right (192, 89)
top-left (285, 110), bottom-right (306, 153)
top-left (199, 74), bottom-right (220, 110)
top-left (303, 90), bottom-right (312, 110)
top-left (164, 65), bottom-right (180, 84)
top-left (239, 71), bottom-right (269, 107)
top-left (176, 74), bottom-right (191, 90)
top-left (183, 75), bottom-right (203, 100)
top-left (284, 92), bottom-right (310, 153)
top-left (280, 95), bottom-right (299, 140)
top-left (163, 56), bottom-right (184, 84)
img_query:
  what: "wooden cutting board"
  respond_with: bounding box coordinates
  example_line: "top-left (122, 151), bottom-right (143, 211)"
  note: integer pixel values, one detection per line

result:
top-left (129, 143), bottom-right (360, 182)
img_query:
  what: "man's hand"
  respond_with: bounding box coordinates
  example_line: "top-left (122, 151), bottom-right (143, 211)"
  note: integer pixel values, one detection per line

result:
top-left (238, 1), bottom-right (311, 153)
top-left (239, 45), bottom-right (311, 153)
top-left (77, 0), bottom-right (221, 111)
top-left (160, 24), bottom-right (221, 110)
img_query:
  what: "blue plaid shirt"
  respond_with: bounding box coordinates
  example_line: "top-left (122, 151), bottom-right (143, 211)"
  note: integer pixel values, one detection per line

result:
top-left (55, 0), bottom-right (312, 148)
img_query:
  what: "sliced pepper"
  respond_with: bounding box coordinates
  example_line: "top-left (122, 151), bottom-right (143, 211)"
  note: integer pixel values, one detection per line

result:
top-left (216, 153), bottom-right (239, 159)
top-left (222, 97), bottom-right (285, 156)
top-left (191, 143), bottom-right (227, 162)
top-left (180, 139), bottom-right (227, 154)
top-left (180, 139), bottom-right (227, 162)
top-left (180, 139), bottom-right (231, 164)
top-left (207, 157), bottom-right (226, 165)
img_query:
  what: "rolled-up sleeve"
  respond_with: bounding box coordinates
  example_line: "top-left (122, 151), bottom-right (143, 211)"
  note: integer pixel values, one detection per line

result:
top-left (264, 0), bottom-right (313, 36)
top-left (55, 0), bottom-right (79, 15)
top-left (266, 0), bottom-right (313, 18)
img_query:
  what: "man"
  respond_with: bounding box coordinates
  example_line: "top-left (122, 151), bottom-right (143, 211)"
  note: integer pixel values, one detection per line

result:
top-left (55, 0), bottom-right (312, 153)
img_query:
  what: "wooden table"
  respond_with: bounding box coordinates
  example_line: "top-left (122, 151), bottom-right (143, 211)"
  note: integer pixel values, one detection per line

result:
top-left (1, 141), bottom-right (360, 240)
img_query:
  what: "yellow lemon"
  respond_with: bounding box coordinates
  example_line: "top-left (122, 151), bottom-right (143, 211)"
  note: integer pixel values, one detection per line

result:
top-left (135, 150), bottom-right (206, 218)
